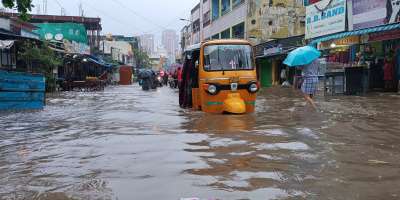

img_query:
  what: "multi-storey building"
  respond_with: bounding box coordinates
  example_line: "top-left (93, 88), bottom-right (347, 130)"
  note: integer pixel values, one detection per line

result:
top-left (188, 0), bottom-right (247, 44)
top-left (206, 0), bottom-right (247, 40)
top-left (190, 3), bottom-right (201, 45)
top-left (182, 0), bottom-right (306, 49)
top-left (247, 0), bottom-right (305, 44)
top-left (139, 34), bottom-right (155, 55)
top-left (180, 25), bottom-right (191, 53)
top-left (162, 29), bottom-right (179, 62)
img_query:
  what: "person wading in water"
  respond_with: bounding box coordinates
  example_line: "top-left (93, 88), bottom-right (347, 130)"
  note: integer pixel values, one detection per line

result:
top-left (301, 59), bottom-right (320, 110)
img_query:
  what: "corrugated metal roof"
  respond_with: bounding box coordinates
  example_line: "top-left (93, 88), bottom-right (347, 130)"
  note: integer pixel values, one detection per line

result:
top-left (310, 23), bottom-right (400, 45)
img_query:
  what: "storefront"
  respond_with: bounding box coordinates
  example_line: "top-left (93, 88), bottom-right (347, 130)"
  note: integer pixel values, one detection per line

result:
top-left (306, 0), bottom-right (400, 94)
top-left (311, 25), bottom-right (400, 94)
top-left (255, 35), bottom-right (304, 88)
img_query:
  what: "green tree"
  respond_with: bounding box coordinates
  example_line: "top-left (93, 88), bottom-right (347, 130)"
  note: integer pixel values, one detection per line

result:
top-left (133, 48), bottom-right (151, 68)
top-left (2, 0), bottom-right (33, 20)
top-left (19, 41), bottom-right (62, 91)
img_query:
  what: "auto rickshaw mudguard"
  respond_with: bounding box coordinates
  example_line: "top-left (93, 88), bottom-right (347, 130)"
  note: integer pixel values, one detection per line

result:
top-left (223, 93), bottom-right (246, 114)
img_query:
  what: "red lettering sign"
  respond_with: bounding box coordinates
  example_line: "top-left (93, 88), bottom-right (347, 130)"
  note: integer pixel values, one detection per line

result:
top-left (368, 29), bottom-right (400, 42)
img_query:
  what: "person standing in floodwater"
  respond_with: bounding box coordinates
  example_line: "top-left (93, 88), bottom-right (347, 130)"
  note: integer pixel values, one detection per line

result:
top-left (384, 52), bottom-right (395, 91)
top-left (301, 59), bottom-right (319, 110)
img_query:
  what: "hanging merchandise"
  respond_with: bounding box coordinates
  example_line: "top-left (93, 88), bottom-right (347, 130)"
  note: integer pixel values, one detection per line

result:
top-left (0, 40), bottom-right (14, 50)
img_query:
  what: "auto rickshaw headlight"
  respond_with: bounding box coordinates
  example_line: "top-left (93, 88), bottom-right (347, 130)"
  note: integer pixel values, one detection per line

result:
top-left (249, 83), bottom-right (258, 93)
top-left (208, 84), bottom-right (218, 95)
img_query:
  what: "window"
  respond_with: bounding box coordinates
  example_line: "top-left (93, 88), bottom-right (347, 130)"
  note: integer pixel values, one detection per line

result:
top-left (232, 22), bottom-right (245, 39)
top-left (212, 33), bottom-right (220, 40)
top-left (0, 48), bottom-right (14, 69)
top-left (203, 11), bottom-right (211, 27)
top-left (192, 19), bottom-right (200, 33)
top-left (191, 3), bottom-right (200, 14)
top-left (232, 0), bottom-right (245, 8)
top-left (220, 28), bottom-right (231, 39)
top-left (221, 0), bottom-right (231, 15)
top-left (1, 50), bottom-right (9, 66)
top-left (212, 0), bottom-right (219, 21)
top-left (204, 44), bottom-right (254, 71)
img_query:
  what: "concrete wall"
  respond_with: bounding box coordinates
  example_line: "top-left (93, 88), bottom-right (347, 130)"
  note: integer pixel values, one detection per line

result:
top-left (191, 7), bottom-right (201, 21)
top-left (186, 0), bottom-right (305, 45)
top-left (191, 5), bottom-right (201, 45)
top-left (100, 40), bottom-right (133, 64)
top-left (0, 18), bottom-right (10, 31)
top-left (247, 0), bottom-right (305, 44)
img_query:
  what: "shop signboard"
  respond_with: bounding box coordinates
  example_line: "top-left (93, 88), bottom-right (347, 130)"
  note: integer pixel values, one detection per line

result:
top-left (352, 0), bottom-right (400, 30)
top-left (21, 30), bottom-right (40, 40)
top-left (263, 45), bottom-right (283, 57)
top-left (368, 29), bottom-right (400, 42)
top-left (33, 23), bottom-right (90, 54)
top-left (306, 0), bottom-right (347, 39)
top-left (318, 36), bottom-right (360, 50)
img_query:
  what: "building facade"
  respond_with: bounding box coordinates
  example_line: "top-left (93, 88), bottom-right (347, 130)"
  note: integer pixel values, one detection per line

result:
top-left (190, 3), bottom-right (201, 45)
top-left (206, 0), bottom-right (248, 40)
top-left (139, 34), bottom-right (155, 55)
top-left (305, 0), bottom-right (400, 93)
top-left (1, 13), bottom-right (102, 53)
top-left (182, 0), bottom-right (306, 50)
top-left (162, 29), bottom-right (179, 62)
top-left (100, 40), bottom-right (134, 65)
top-left (247, 0), bottom-right (305, 44)
top-left (180, 25), bottom-right (191, 53)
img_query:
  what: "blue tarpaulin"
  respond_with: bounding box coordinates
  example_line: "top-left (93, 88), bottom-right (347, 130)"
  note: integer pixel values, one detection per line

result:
top-left (0, 70), bottom-right (45, 110)
top-left (86, 55), bottom-right (115, 69)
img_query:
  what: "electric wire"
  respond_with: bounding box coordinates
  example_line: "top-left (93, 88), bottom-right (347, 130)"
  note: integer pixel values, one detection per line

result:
top-left (80, 0), bottom-right (147, 35)
top-left (110, 0), bottom-right (168, 30)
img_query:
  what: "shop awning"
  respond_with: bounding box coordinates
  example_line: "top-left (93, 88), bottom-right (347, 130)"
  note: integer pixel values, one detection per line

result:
top-left (310, 23), bottom-right (400, 45)
top-left (87, 55), bottom-right (115, 69)
top-left (255, 35), bottom-right (305, 59)
top-left (0, 28), bottom-right (40, 42)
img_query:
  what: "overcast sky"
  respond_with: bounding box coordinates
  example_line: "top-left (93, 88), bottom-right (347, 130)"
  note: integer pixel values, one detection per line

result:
top-left (28, 0), bottom-right (198, 40)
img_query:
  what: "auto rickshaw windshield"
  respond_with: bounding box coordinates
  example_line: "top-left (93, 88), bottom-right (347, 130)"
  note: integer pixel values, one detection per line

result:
top-left (204, 44), bottom-right (254, 71)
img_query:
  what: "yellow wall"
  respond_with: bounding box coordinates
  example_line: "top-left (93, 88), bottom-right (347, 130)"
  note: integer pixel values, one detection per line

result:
top-left (247, 0), bottom-right (305, 44)
top-left (272, 60), bottom-right (280, 86)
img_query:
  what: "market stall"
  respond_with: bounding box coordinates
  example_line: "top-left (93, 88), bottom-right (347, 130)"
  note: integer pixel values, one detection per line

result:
top-left (315, 30), bottom-right (400, 95)
top-left (306, 0), bottom-right (400, 94)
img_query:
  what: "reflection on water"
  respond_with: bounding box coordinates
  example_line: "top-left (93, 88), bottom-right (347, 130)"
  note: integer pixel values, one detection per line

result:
top-left (0, 85), bottom-right (399, 200)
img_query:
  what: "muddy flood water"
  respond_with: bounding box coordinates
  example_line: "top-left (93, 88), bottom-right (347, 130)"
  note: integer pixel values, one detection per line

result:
top-left (0, 85), bottom-right (400, 200)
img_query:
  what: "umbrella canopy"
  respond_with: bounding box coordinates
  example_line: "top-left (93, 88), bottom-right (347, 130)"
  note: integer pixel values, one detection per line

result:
top-left (283, 46), bottom-right (321, 67)
top-left (138, 69), bottom-right (154, 79)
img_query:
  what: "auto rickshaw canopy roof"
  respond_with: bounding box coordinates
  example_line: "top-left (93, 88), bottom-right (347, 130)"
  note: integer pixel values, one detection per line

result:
top-left (184, 39), bottom-right (252, 53)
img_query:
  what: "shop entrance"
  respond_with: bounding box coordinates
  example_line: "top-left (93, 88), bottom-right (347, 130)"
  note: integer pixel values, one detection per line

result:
top-left (382, 40), bottom-right (400, 92)
top-left (258, 59), bottom-right (272, 88)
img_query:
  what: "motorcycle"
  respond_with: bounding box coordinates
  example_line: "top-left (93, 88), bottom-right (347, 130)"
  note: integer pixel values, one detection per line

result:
top-left (155, 75), bottom-right (163, 87)
top-left (168, 76), bottom-right (177, 88)
top-left (139, 70), bottom-right (157, 91)
top-left (142, 78), bottom-right (153, 91)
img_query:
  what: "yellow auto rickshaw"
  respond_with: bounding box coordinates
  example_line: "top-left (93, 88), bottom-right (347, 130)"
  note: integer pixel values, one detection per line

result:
top-left (179, 39), bottom-right (259, 114)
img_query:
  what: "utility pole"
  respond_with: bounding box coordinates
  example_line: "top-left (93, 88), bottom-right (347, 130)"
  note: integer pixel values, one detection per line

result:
top-left (79, 1), bottom-right (84, 17)
top-left (61, 8), bottom-right (66, 16)
top-left (42, 0), bottom-right (47, 14)
top-left (36, 4), bottom-right (41, 14)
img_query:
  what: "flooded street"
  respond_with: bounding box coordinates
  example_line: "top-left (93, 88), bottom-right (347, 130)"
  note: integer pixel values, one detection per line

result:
top-left (1, 85), bottom-right (400, 200)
